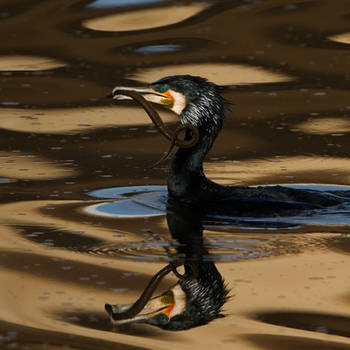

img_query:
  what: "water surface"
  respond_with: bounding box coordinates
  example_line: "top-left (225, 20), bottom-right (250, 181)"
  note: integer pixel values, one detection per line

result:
top-left (1, 0), bottom-right (350, 349)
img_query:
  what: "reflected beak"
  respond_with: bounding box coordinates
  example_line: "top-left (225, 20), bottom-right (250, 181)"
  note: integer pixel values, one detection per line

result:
top-left (105, 290), bottom-right (174, 325)
top-left (109, 85), bottom-right (174, 108)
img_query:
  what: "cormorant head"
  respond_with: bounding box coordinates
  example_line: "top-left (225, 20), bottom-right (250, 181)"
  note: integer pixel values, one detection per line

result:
top-left (157, 265), bottom-right (229, 330)
top-left (111, 75), bottom-right (226, 129)
top-left (105, 264), bottom-right (229, 331)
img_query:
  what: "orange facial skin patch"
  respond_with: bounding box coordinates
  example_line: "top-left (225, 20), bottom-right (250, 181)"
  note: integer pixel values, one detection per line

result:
top-left (163, 90), bottom-right (175, 101)
top-left (163, 303), bottom-right (175, 317)
top-left (160, 90), bottom-right (175, 108)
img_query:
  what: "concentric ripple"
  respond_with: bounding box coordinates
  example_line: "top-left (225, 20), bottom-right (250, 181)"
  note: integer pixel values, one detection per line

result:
top-left (81, 235), bottom-right (276, 262)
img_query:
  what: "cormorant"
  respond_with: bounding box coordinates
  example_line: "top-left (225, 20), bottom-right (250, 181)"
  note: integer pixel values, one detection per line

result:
top-left (111, 75), bottom-right (349, 215)
top-left (105, 202), bottom-right (229, 330)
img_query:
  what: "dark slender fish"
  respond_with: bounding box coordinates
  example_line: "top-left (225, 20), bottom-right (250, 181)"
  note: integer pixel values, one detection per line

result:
top-left (111, 89), bottom-right (199, 150)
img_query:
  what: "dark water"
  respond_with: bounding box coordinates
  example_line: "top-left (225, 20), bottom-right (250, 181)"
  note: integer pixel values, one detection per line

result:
top-left (1, 0), bottom-right (350, 349)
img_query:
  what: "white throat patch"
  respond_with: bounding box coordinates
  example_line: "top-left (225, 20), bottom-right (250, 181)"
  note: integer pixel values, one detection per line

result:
top-left (168, 89), bottom-right (186, 115)
top-left (169, 284), bottom-right (186, 318)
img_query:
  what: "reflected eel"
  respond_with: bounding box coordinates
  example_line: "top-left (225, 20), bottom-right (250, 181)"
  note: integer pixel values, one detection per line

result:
top-left (105, 261), bottom-right (197, 321)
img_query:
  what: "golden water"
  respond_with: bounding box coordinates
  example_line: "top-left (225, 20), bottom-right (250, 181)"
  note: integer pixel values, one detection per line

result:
top-left (1, 0), bottom-right (350, 349)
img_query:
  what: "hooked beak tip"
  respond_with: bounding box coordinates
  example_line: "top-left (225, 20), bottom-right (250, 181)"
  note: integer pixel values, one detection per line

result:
top-left (106, 92), bottom-right (114, 99)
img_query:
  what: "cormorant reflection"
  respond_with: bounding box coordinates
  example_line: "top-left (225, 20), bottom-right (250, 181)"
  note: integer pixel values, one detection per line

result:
top-left (105, 200), bottom-right (229, 330)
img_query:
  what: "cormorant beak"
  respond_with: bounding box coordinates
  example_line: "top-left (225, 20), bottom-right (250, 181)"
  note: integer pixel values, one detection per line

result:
top-left (109, 85), bottom-right (174, 108)
top-left (105, 262), bottom-right (195, 328)
top-left (105, 288), bottom-right (177, 326)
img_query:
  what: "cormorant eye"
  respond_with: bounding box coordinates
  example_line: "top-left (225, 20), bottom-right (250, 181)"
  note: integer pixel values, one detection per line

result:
top-left (158, 313), bottom-right (169, 325)
top-left (158, 84), bottom-right (169, 93)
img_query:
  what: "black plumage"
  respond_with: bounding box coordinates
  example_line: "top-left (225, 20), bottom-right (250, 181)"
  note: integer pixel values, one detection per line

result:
top-left (157, 203), bottom-right (229, 330)
top-left (149, 75), bottom-right (349, 216)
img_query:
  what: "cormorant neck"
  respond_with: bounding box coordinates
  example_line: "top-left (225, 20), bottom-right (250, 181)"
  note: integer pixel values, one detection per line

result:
top-left (168, 95), bottom-right (225, 201)
top-left (165, 204), bottom-right (229, 330)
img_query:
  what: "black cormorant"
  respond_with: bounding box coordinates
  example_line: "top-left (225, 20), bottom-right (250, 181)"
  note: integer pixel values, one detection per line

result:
top-left (111, 75), bottom-right (349, 215)
top-left (105, 203), bottom-right (229, 330)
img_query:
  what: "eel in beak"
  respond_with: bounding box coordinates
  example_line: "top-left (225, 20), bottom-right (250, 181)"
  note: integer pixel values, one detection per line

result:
top-left (108, 85), bottom-right (200, 166)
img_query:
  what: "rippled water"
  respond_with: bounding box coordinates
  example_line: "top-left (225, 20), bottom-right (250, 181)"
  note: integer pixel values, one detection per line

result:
top-left (1, 0), bottom-right (350, 349)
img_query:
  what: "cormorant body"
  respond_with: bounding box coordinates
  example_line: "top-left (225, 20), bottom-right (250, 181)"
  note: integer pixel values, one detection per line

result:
top-left (112, 75), bottom-right (350, 216)
top-left (105, 203), bottom-right (229, 330)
